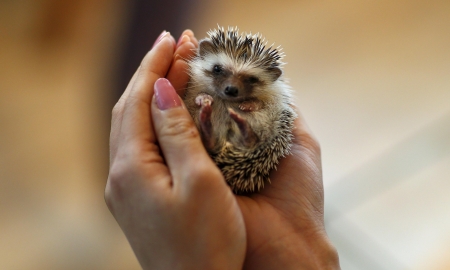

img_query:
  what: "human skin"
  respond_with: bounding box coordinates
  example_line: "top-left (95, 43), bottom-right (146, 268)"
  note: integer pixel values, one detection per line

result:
top-left (236, 113), bottom-right (340, 269)
top-left (105, 30), bottom-right (340, 269)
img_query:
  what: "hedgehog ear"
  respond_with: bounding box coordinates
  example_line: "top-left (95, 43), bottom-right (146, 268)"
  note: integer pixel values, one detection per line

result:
top-left (199, 40), bottom-right (215, 57)
top-left (267, 67), bottom-right (282, 81)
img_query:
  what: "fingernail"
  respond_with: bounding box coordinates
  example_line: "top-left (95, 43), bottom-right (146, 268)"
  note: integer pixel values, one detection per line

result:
top-left (152, 30), bottom-right (168, 48)
top-left (174, 53), bottom-right (182, 61)
top-left (176, 34), bottom-right (190, 47)
top-left (154, 78), bottom-right (182, 110)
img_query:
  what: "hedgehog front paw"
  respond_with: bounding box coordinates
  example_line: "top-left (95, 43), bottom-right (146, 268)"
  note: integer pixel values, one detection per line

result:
top-left (195, 94), bottom-right (214, 107)
top-left (199, 98), bottom-right (214, 150)
top-left (238, 100), bottom-right (262, 112)
top-left (228, 108), bottom-right (259, 147)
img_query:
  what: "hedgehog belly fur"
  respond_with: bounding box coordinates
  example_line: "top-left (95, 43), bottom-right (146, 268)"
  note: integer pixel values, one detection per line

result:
top-left (213, 109), bottom-right (295, 193)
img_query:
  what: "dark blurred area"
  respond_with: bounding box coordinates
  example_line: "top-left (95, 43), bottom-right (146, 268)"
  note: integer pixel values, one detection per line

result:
top-left (0, 0), bottom-right (198, 269)
top-left (114, 0), bottom-right (194, 102)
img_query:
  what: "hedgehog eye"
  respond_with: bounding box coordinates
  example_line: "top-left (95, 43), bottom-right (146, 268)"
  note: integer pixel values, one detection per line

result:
top-left (248, 76), bottom-right (259, 84)
top-left (213, 65), bottom-right (223, 74)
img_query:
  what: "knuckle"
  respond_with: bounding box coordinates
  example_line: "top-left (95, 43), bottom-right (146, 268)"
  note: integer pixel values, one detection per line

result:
top-left (105, 144), bottom-right (167, 210)
top-left (105, 159), bottom-right (135, 204)
top-left (159, 117), bottom-right (200, 141)
top-left (104, 183), bottom-right (115, 213)
top-left (184, 163), bottom-right (225, 193)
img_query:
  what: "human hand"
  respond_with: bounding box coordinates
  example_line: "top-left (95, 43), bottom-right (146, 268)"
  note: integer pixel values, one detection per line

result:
top-left (105, 31), bottom-right (246, 270)
top-left (237, 113), bottom-right (340, 269)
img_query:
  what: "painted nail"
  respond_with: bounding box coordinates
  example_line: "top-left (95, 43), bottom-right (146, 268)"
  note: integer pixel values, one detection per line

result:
top-left (152, 30), bottom-right (168, 48)
top-left (154, 78), bottom-right (182, 110)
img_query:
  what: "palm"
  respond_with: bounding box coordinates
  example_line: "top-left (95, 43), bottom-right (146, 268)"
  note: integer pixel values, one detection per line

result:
top-left (236, 122), bottom-right (326, 267)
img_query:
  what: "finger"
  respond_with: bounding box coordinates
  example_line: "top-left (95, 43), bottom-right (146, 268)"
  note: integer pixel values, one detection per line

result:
top-left (167, 39), bottom-right (197, 96)
top-left (120, 33), bottom-right (175, 145)
top-left (110, 66), bottom-right (141, 160)
top-left (151, 78), bottom-right (220, 187)
top-left (111, 31), bottom-right (174, 161)
top-left (177, 29), bottom-right (199, 48)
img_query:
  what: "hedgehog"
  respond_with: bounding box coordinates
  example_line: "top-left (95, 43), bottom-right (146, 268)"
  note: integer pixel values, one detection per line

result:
top-left (183, 26), bottom-right (296, 193)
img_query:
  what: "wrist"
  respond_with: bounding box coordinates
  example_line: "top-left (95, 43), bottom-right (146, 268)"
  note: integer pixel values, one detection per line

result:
top-left (243, 230), bottom-right (340, 270)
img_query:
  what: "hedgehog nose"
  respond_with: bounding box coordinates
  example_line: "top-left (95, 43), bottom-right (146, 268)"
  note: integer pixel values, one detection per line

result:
top-left (224, 86), bottom-right (239, 97)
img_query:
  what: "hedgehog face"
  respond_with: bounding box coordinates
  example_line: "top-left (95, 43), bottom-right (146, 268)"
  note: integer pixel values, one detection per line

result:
top-left (201, 54), bottom-right (269, 100)
top-left (194, 40), bottom-right (282, 101)
top-left (188, 27), bottom-right (284, 102)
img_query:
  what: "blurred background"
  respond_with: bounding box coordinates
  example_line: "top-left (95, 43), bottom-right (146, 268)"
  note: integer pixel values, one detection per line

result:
top-left (0, 0), bottom-right (449, 269)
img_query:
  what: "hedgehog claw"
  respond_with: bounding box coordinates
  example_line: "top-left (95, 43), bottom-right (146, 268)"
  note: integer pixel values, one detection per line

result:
top-left (228, 108), bottom-right (258, 147)
top-left (238, 100), bottom-right (262, 112)
top-left (195, 94), bottom-right (214, 107)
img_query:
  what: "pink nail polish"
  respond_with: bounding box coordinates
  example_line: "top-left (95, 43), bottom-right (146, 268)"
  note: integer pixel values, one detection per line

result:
top-left (154, 78), bottom-right (182, 110)
top-left (152, 30), bottom-right (167, 48)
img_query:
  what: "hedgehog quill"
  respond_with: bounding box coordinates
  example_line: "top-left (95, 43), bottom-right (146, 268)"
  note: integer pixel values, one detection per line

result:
top-left (183, 26), bottom-right (297, 193)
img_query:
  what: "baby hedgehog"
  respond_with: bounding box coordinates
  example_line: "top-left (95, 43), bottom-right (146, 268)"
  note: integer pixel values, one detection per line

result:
top-left (184, 26), bottom-right (296, 193)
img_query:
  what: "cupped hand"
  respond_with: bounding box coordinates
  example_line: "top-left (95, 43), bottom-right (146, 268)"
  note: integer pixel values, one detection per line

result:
top-left (105, 31), bottom-right (246, 270)
top-left (237, 113), bottom-right (340, 269)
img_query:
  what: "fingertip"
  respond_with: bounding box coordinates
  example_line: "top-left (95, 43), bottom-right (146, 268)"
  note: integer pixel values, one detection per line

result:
top-left (178, 29), bottom-right (199, 48)
top-left (177, 34), bottom-right (190, 48)
top-left (183, 29), bottom-right (194, 37)
top-left (154, 78), bottom-right (182, 110)
top-left (152, 30), bottom-right (167, 49)
top-left (179, 29), bottom-right (194, 40)
top-left (152, 31), bottom-right (172, 49)
top-left (169, 34), bottom-right (177, 49)
top-left (173, 40), bottom-right (196, 64)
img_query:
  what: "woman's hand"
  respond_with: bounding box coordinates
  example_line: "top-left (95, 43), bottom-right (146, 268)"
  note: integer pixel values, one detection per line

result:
top-left (237, 113), bottom-right (340, 269)
top-left (105, 31), bottom-right (246, 270)
top-left (106, 29), bottom-right (339, 270)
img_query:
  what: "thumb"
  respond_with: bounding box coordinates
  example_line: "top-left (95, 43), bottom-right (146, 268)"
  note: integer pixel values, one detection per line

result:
top-left (151, 78), bottom-right (222, 188)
